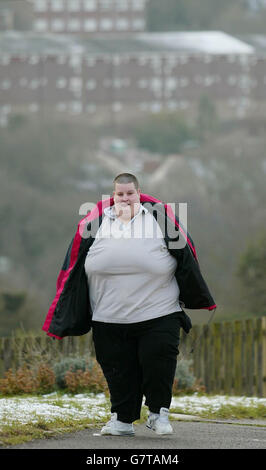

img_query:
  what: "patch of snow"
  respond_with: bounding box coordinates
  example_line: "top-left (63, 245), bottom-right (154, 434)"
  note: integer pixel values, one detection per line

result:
top-left (0, 393), bottom-right (265, 428)
top-left (171, 393), bottom-right (266, 414)
top-left (0, 393), bottom-right (108, 426)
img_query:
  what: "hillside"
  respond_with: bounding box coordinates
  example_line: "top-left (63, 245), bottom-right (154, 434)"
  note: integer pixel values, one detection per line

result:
top-left (0, 113), bottom-right (265, 334)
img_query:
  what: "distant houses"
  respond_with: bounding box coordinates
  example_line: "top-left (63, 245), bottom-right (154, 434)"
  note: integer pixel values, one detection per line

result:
top-left (0, 1), bottom-right (266, 125)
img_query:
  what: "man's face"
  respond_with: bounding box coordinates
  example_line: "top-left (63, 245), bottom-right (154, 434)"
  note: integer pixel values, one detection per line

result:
top-left (113, 182), bottom-right (141, 219)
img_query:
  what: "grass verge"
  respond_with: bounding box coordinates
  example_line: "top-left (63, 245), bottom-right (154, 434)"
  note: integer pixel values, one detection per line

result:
top-left (170, 403), bottom-right (266, 420)
top-left (1, 394), bottom-right (265, 446)
top-left (0, 396), bottom-right (148, 447)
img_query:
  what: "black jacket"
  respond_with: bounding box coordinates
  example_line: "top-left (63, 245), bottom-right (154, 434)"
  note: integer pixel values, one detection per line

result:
top-left (42, 194), bottom-right (216, 339)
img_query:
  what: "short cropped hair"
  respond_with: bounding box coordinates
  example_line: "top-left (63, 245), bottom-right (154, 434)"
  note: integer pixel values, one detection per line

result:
top-left (113, 173), bottom-right (140, 190)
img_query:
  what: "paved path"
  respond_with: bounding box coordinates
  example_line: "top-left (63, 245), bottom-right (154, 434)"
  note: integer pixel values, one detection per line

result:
top-left (5, 417), bottom-right (266, 450)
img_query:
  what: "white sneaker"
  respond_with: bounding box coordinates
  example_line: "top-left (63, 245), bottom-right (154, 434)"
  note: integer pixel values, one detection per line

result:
top-left (146, 407), bottom-right (173, 435)
top-left (101, 412), bottom-right (135, 436)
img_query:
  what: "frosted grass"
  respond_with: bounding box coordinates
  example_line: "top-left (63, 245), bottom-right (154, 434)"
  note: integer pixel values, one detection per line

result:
top-left (1, 393), bottom-right (266, 427)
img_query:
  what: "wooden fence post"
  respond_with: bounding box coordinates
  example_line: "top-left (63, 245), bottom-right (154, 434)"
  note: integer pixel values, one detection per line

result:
top-left (209, 323), bottom-right (216, 393)
top-left (234, 321), bottom-right (242, 395)
top-left (213, 322), bottom-right (221, 394)
top-left (245, 319), bottom-right (254, 396)
top-left (256, 318), bottom-right (263, 397)
top-left (203, 324), bottom-right (210, 393)
top-left (262, 317), bottom-right (266, 398)
top-left (224, 322), bottom-right (232, 395)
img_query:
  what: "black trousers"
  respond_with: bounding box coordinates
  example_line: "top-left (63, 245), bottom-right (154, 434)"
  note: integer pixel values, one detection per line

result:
top-left (92, 312), bottom-right (181, 423)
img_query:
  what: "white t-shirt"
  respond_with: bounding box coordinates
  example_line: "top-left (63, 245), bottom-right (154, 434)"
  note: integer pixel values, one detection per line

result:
top-left (84, 204), bottom-right (182, 323)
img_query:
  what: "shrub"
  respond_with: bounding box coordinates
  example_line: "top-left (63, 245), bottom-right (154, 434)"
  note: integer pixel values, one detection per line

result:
top-left (53, 357), bottom-right (88, 389)
top-left (172, 359), bottom-right (205, 395)
top-left (0, 356), bottom-right (107, 396)
top-left (64, 361), bottom-right (108, 394)
top-left (0, 369), bottom-right (20, 395)
top-left (35, 363), bottom-right (56, 394)
top-left (0, 363), bottom-right (55, 395)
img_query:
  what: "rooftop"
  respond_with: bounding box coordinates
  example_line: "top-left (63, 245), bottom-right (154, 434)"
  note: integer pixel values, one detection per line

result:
top-left (0, 30), bottom-right (256, 56)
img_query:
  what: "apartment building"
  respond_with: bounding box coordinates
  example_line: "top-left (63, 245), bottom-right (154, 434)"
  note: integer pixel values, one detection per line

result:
top-left (0, 31), bottom-right (265, 125)
top-left (30, 0), bottom-right (148, 34)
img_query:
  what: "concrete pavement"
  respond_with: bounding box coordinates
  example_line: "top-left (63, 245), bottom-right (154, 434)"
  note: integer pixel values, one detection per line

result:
top-left (5, 415), bottom-right (266, 450)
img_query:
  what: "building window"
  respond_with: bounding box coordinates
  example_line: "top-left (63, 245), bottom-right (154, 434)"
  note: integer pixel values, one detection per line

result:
top-left (180, 77), bottom-right (189, 87)
top-left (34, 19), bottom-right (48, 32)
top-left (69, 55), bottom-right (82, 67)
top-left (150, 78), bottom-right (162, 91)
top-left (113, 78), bottom-right (122, 88)
top-left (165, 77), bottom-right (177, 91)
top-left (84, 19), bottom-right (97, 31)
top-left (99, 18), bottom-right (113, 30)
top-left (239, 75), bottom-right (252, 90)
top-left (0, 80), bottom-right (11, 90)
top-left (69, 101), bottom-right (83, 114)
top-left (56, 103), bottom-right (67, 112)
top-left (69, 54), bottom-right (82, 73)
top-left (51, 0), bottom-right (64, 11)
top-left (57, 55), bottom-right (67, 65)
top-left (29, 79), bottom-right (40, 89)
top-left (34, 0), bottom-right (48, 12)
top-left (51, 19), bottom-right (65, 31)
top-left (132, 0), bottom-right (145, 11)
top-left (67, 19), bottom-right (81, 31)
top-left (83, 0), bottom-right (97, 11)
top-left (86, 80), bottom-right (96, 89)
top-left (29, 103), bottom-right (39, 113)
top-left (139, 102), bottom-right (148, 111)
top-left (167, 101), bottom-right (178, 110)
top-left (138, 56), bottom-right (148, 66)
top-left (100, 0), bottom-right (112, 9)
top-left (138, 78), bottom-right (148, 88)
top-left (0, 55), bottom-right (10, 65)
top-left (179, 100), bottom-right (189, 109)
top-left (228, 75), bottom-right (237, 86)
top-left (112, 102), bottom-right (123, 112)
top-left (132, 19), bottom-right (145, 30)
top-left (151, 56), bottom-right (161, 68)
top-left (56, 78), bottom-right (67, 88)
top-left (86, 104), bottom-right (96, 113)
top-left (116, 18), bottom-right (129, 30)
top-left (116, 0), bottom-right (129, 11)
top-left (67, 0), bottom-right (81, 11)
top-left (85, 57), bottom-right (96, 66)
top-left (69, 77), bottom-right (83, 92)
top-left (28, 55), bottom-right (40, 65)
top-left (150, 102), bottom-right (162, 113)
